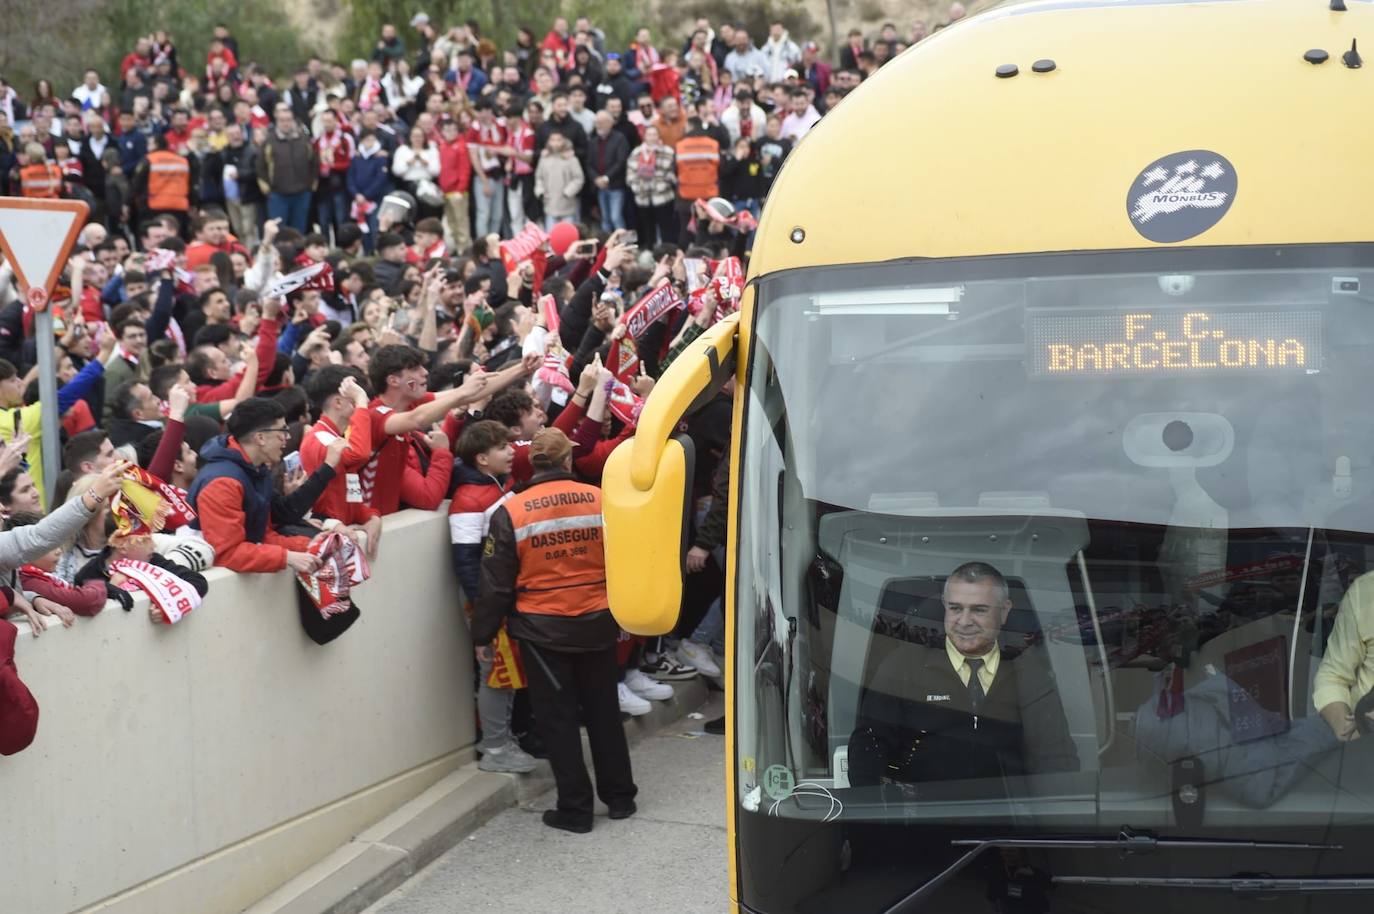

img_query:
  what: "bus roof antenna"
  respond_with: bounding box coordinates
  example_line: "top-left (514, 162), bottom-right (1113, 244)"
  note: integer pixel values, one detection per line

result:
top-left (1344, 38), bottom-right (1362, 68)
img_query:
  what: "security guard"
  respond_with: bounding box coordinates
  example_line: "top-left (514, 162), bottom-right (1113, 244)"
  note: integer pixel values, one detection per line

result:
top-left (473, 428), bottom-right (638, 834)
top-left (673, 125), bottom-right (721, 246)
top-left (18, 144), bottom-right (62, 198)
top-left (136, 134), bottom-right (190, 232)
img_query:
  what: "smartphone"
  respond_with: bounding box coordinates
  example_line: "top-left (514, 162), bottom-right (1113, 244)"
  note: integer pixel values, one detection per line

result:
top-left (283, 451), bottom-right (302, 475)
top-left (621, 230), bottom-right (638, 246)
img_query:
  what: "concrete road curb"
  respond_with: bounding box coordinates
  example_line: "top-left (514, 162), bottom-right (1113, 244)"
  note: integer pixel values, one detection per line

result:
top-left (244, 678), bottom-right (712, 914)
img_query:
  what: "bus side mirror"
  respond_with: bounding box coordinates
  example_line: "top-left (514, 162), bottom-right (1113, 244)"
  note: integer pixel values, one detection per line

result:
top-left (602, 433), bottom-right (694, 634)
top-left (602, 314), bottom-right (739, 635)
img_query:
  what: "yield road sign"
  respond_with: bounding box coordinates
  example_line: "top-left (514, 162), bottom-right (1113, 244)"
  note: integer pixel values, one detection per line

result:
top-left (0, 197), bottom-right (89, 295)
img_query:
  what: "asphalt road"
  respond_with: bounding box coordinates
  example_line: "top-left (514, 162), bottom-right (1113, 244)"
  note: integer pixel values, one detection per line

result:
top-left (365, 696), bottom-right (729, 914)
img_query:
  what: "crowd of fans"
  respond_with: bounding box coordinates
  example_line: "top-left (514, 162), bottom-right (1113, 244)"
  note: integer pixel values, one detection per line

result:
top-left (0, 6), bottom-right (967, 762)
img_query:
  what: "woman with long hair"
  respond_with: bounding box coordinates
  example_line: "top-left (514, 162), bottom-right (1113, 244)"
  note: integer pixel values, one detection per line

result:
top-left (383, 58), bottom-right (423, 125)
top-left (31, 79), bottom-right (56, 111)
top-left (514, 26), bottom-right (537, 77)
top-left (391, 124), bottom-right (442, 219)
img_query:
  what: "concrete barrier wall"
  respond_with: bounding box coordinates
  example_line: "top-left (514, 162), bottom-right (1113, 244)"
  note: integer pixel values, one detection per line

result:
top-left (0, 509), bottom-right (475, 914)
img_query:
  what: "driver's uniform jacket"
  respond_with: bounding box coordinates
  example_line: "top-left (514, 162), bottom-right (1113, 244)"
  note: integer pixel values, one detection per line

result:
top-left (472, 471), bottom-right (619, 652)
top-left (849, 640), bottom-right (1080, 787)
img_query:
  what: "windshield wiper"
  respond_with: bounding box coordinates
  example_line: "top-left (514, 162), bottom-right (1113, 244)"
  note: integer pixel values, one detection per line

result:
top-left (882, 827), bottom-right (1340, 914)
top-left (1055, 875), bottom-right (1374, 894)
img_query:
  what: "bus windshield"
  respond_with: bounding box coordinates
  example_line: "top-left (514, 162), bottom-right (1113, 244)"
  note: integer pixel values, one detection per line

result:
top-left (734, 245), bottom-right (1374, 908)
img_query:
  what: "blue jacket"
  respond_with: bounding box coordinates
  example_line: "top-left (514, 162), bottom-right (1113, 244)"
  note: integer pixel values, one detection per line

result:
top-left (445, 66), bottom-right (488, 100)
top-left (346, 145), bottom-right (392, 202)
top-left (188, 436), bottom-right (274, 544)
top-left (116, 130), bottom-right (148, 177)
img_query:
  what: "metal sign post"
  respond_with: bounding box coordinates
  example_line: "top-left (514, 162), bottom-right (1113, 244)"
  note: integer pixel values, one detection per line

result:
top-left (31, 291), bottom-right (60, 506)
top-left (0, 198), bottom-right (90, 507)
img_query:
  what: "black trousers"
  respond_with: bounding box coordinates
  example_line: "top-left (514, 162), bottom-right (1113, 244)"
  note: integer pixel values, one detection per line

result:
top-left (635, 201), bottom-right (678, 248)
top-left (521, 641), bottom-right (638, 821)
top-left (675, 553), bottom-right (724, 640)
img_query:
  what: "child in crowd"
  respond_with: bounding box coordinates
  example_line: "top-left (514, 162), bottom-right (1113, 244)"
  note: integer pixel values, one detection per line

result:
top-left (449, 419), bottom-right (535, 773)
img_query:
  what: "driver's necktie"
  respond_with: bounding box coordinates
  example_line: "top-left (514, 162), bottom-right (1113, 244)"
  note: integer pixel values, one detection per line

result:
top-left (966, 657), bottom-right (986, 715)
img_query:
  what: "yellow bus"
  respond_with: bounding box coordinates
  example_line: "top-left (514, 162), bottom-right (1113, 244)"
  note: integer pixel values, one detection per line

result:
top-left (602, 1), bottom-right (1374, 910)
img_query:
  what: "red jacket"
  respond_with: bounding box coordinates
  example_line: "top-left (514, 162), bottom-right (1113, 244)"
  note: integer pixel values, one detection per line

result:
top-left (186, 237), bottom-right (250, 270)
top-left (571, 419), bottom-right (633, 484)
top-left (437, 136), bottom-right (471, 194)
top-left (19, 567), bottom-right (108, 616)
top-left (193, 439), bottom-right (312, 573)
top-left (401, 438), bottom-right (454, 510)
top-left (0, 618), bottom-right (39, 756)
top-left (195, 315), bottom-right (280, 403)
top-left (61, 399), bottom-right (96, 438)
top-left (541, 30), bottom-right (574, 67)
top-left (79, 286), bottom-right (104, 324)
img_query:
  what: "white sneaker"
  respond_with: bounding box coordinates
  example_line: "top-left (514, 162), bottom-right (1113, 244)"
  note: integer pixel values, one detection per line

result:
top-left (618, 682), bottom-right (652, 716)
top-left (625, 669), bottom-right (674, 701)
top-left (678, 640), bottom-right (721, 678)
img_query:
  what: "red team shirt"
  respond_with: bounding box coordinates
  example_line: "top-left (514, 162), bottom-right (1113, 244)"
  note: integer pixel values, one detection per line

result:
top-left (465, 121), bottom-right (507, 177)
top-left (364, 393), bottom-right (435, 514)
top-left (300, 409), bottom-right (379, 526)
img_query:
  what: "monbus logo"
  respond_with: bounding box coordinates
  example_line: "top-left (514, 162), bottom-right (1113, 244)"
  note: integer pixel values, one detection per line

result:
top-left (1126, 150), bottom-right (1237, 244)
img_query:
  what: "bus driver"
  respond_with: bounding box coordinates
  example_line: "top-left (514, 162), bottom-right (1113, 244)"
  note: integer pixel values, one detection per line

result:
top-left (848, 562), bottom-right (1080, 788)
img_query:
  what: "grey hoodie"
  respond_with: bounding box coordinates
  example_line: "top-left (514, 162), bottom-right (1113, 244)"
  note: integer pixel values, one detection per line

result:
top-left (0, 495), bottom-right (97, 573)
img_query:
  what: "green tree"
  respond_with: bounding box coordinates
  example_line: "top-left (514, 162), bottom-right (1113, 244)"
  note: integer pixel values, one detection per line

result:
top-left (0, 0), bottom-right (311, 104)
top-left (340, 0), bottom-right (653, 65)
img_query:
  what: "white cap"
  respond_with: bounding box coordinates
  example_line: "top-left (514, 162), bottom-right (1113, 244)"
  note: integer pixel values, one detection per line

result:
top-left (410, 12), bottom-right (430, 27)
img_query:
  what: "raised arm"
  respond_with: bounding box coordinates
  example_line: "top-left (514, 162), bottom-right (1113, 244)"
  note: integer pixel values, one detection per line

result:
top-left (381, 374), bottom-right (490, 436)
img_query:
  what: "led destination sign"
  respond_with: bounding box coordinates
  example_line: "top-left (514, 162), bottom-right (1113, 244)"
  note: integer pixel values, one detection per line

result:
top-left (1027, 309), bottom-right (1322, 378)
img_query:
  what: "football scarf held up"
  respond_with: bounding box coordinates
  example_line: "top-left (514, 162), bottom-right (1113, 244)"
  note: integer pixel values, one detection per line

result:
top-left (621, 279), bottom-right (682, 339)
top-left (111, 558), bottom-right (201, 624)
top-left (110, 464), bottom-right (196, 540)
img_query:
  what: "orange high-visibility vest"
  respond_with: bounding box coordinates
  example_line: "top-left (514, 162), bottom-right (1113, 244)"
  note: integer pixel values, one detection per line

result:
top-left (505, 478), bottom-right (609, 618)
top-left (146, 149), bottom-right (190, 211)
top-left (19, 163), bottom-right (62, 198)
top-left (674, 135), bottom-right (720, 201)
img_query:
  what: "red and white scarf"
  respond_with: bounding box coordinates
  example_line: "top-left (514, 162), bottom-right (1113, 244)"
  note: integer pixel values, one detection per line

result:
top-left (632, 42), bottom-right (661, 73)
top-left (498, 221), bottom-right (548, 273)
top-left (470, 120), bottom-right (504, 174)
top-left (315, 128), bottom-right (354, 177)
top-left (265, 261), bottom-right (335, 300)
top-left (605, 336), bottom-right (645, 427)
top-left (508, 120), bottom-right (535, 175)
top-left (359, 76), bottom-right (383, 111)
top-left (607, 379), bottom-right (644, 427)
top-left (109, 464), bottom-right (197, 539)
top-left (297, 531), bottom-right (370, 618)
top-left (622, 279), bottom-right (683, 339)
top-left (635, 145), bottom-right (659, 178)
top-left (111, 558), bottom-right (201, 624)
